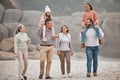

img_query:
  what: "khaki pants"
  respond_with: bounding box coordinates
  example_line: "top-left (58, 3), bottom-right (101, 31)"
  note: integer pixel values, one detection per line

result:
top-left (17, 50), bottom-right (28, 79)
top-left (59, 51), bottom-right (71, 75)
top-left (40, 46), bottom-right (54, 77)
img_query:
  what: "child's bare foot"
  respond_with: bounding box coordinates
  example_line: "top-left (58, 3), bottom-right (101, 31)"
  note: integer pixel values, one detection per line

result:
top-left (42, 37), bottom-right (47, 41)
top-left (80, 43), bottom-right (85, 48)
top-left (99, 39), bottom-right (103, 45)
top-left (80, 29), bottom-right (84, 33)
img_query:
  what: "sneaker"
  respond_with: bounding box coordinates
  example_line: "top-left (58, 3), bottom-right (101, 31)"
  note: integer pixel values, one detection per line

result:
top-left (61, 74), bottom-right (66, 78)
top-left (39, 74), bottom-right (43, 79)
top-left (67, 73), bottom-right (72, 77)
top-left (23, 76), bottom-right (27, 80)
top-left (93, 72), bottom-right (97, 77)
top-left (86, 73), bottom-right (91, 77)
top-left (18, 78), bottom-right (23, 80)
top-left (19, 76), bottom-right (24, 80)
top-left (45, 76), bottom-right (52, 79)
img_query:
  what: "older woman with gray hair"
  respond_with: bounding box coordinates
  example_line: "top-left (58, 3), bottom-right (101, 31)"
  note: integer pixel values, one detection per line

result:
top-left (14, 24), bottom-right (31, 80)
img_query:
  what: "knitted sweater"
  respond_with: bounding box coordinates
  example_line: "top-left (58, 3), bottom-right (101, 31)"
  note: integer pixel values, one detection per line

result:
top-left (82, 10), bottom-right (99, 27)
top-left (14, 32), bottom-right (31, 53)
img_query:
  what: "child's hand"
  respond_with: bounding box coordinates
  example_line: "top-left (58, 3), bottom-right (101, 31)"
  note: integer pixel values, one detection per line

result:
top-left (94, 22), bottom-right (98, 25)
top-left (95, 25), bottom-right (99, 28)
top-left (39, 21), bottom-right (44, 28)
top-left (82, 24), bottom-right (85, 28)
top-left (70, 51), bottom-right (73, 56)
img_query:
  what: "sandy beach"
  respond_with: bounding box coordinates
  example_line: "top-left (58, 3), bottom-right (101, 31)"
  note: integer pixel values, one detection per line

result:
top-left (0, 53), bottom-right (120, 80)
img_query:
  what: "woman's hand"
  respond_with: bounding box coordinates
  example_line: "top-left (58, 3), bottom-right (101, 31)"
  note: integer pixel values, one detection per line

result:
top-left (27, 38), bottom-right (31, 42)
top-left (26, 38), bottom-right (31, 44)
top-left (15, 53), bottom-right (19, 59)
top-left (57, 50), bottom-right (61, 55)
top-left (94, 22), bottom-right (98, 26)
top-left (70, 51), bottom-right (73, 56)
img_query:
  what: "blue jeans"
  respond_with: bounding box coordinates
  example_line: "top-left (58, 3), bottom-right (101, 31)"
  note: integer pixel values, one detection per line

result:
top-left (86, 46), bottom-right (99, 73)
top-left (81, 26), bottom-right (101, 43)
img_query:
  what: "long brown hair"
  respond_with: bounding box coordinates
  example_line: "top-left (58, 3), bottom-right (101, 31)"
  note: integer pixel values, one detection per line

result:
top-left (61, 25), bottom-right (69, 33)
top-left (86, 3), bottom-right (93, 10)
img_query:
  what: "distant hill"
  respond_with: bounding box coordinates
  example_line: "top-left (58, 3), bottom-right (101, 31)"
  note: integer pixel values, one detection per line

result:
top-left (0, 0), bottom-right (120, 16)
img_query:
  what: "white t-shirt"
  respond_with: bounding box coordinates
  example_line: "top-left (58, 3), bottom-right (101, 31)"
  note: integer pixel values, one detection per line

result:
top-left (85, 27), bottom-right (104, 46)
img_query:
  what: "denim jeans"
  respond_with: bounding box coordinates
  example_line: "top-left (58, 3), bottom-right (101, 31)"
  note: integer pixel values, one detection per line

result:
top-left (86, 46), bottom-right (99, 73)
top-left (81, 26), bottom-right (101, 43)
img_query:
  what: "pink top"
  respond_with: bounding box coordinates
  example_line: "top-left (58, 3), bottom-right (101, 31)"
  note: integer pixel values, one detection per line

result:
top-left (38, 13), bottom-right (47, 27)
top-left (82, 10), bottom-right (99, 27)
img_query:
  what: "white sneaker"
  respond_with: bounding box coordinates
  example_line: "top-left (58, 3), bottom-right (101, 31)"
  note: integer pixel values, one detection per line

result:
top-left (67, 73), bottom-right (72, 77)
top-left (18, 77), bottom-right (24, 80)
top-left (61, 74), bottom-right (66, 78)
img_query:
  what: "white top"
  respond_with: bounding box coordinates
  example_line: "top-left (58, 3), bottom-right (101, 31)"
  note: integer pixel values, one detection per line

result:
top-left (58, 33), bottom-right (71, 51)
top-left (85, 27), bottom-right (104, 46)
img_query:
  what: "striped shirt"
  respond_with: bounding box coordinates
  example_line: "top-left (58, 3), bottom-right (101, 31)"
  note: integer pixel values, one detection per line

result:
top-left (37, 27), bottom-right (55, 46)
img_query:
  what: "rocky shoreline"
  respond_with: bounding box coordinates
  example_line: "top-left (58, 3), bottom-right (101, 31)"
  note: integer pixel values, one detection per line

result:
top-left (0, 2), bottom-right (120, 59)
